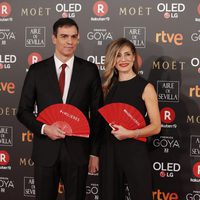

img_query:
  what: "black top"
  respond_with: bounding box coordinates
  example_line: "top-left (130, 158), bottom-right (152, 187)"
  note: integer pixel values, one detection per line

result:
top-left (105, 75), bottom-right (149, 118)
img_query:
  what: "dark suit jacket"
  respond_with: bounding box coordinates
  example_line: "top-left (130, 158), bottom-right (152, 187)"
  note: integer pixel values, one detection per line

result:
top-left (17, 56), bottom-right (103, 166)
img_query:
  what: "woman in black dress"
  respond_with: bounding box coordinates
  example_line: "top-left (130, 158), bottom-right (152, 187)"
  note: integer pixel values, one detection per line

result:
top-left (100, 38), bottom-right (161, 200)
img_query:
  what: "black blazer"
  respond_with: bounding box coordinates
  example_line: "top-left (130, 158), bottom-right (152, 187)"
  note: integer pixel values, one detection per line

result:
top-left (17, 56), bottom-right (103, 166)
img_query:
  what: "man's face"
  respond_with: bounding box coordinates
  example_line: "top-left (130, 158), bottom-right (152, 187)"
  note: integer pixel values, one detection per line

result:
top-left (52, 25), bottom-right (80, 59)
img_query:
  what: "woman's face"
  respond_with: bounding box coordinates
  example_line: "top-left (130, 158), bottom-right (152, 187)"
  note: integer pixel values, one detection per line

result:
top-left (115, 45), bottom-right (135, 74)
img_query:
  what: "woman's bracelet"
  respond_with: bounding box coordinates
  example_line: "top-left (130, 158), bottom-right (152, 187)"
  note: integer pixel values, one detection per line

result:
top-left (134, 129), bottom-right (140, 138)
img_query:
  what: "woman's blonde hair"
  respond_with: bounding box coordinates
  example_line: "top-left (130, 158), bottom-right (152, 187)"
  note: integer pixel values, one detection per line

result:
top-left (102, 38), bottom-right (139, 97)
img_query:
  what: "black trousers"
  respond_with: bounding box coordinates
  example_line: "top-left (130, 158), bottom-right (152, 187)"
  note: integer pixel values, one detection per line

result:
top-left (34, 142), bottom-right (88, 200)
top-left (100, 138), bottom-right (153, 200)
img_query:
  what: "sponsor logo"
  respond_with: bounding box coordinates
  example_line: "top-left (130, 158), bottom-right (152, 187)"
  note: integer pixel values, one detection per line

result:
top-left (156, 31), bottom-right (183, 46)
top-left (124, 27), bottom-right (146, 48)
top-left (0, 54), bottom-right (17, 70)
top-left (190, 162), bottom-right (200, 183)
top-left (119, 6), bottom-right (152, 16)
top-left (157, 3), bottom-right (185, 19)
top-left (0, 29), bottom-right (16, 46)
top-left (157, 81), bottom-right (179, 102)
top-left (190, 135), bottom-right (200, 157)
top-left (25, 27), bottom-right (46, 47)
top-left (187, 115), bottom-right (200, 124)
top-left (153, 161), bottom-right (181, 178)
top-left (87, 55), bottom-right (105, 71)
top-left (160, 107), bottom-right (177, 129)
top-left (195, 3), bottom-right (200, 22)
top-left (0, 177), bottom-right (14, 193)
top-left (86, 183), bottom-right (99, 199)
top-left (87, 29), bottom-right (113, 45)
top-left (0, 2), bottom-right (13, 22)
top-left (24, 177), bottom-right (35, 197)
top-left (186, 191), bottom-right (200, 200)
top-left (19, 158), bottom-right (34, 167)
top-left (0, 126), bottom-right (13, 146)
top-left (0, 150), bottom-right (9, 165)
top-left (153, 59), bottom-right (185, 70)
top-left (0, 107), bottom-right (16, 116)
top-left (153, 136), bottom-right (180, 153)
top-left (0, 81), bottom-right (15, 94)
top-left (193, 162), bottom-right (200, 178)
top-left (55, 3), bottom-right (81, 18)
top-left (191, 30), bottom-right (200, 42)
top-left (26, 52), bottom-right (42, 72)
top-left (91, 1), bottom-right (110, 22)
top-left (189, 85), bottom-right (200, 97)
top-left (153, 189), bottom-right (178, 200)
top-left (0, 150), bottom-right (11, 170)
top-left (21, 7), bottom-right (51, 16)
top-left (191, 57), bottom-right (200, 74)
top-left (22, 130), bottom-right (34, 142)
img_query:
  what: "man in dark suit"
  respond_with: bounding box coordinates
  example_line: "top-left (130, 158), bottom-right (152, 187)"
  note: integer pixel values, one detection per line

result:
top-left (17, 18), bottom-right (103, 200)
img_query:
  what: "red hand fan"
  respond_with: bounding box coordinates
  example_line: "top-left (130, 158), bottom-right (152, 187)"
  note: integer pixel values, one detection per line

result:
top-left (98, 103), bottom-right (147, 142)
top-left (37, 104), bottom-right (90, 138)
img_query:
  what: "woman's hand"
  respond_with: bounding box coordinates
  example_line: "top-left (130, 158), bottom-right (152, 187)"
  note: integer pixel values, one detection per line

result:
top-left (111, 124), bottom-right (132, 140)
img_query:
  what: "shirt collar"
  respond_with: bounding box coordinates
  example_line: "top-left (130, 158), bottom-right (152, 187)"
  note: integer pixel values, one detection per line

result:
top-left (54, 54), bottom-right (74, 70)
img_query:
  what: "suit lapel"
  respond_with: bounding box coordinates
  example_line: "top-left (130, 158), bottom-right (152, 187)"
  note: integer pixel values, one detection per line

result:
top-left (47, 57), bottom-right (63, 102)
top-left (66, 57), bottom-right (82, 103)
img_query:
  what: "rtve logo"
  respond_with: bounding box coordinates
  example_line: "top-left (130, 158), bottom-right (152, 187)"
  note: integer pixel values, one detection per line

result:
top-left (153, 189), bottom-right (178, 200)
top-left (160, 107), bottom-right (175, 124)
top-left (156, 30), bottom-right (183, 46)
top-left (22, 130), bottom-right (34, 142)
top-left (0, 150), bottom-right (10, 166)
top-left (0, 2), bottom-right (12, 17)
top-left (189, 85), bottom-right (200, 97)
top-left (0, 82), bottom-right (15, 94)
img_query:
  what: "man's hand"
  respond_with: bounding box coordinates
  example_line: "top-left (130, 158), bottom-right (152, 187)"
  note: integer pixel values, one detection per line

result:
top-left (44, 124), bottom-right (66, 140)
top-left (88, 156), bottom-right (99, 174)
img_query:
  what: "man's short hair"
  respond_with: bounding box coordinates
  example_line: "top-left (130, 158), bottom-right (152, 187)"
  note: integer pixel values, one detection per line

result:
top-left (53, 18), bottom-right (79, 36)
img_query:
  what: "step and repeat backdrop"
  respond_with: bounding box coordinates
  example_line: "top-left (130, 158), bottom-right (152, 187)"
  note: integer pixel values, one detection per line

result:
top-left (0, 0), bottom-right (200, 199)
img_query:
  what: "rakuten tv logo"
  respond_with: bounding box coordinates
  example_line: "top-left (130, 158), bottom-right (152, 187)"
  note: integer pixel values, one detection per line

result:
top-left (27, 52), bottom-right (42, 72)
top-left (93, 1), bottom-right (108, 17)
top-left (193, 162), bottom-right (200, 178)
top-left (160, 107), bottom-right (175, 124)
top-left (0, 150), bottom-right (9, 165)
top-left (190, 162), bottom-right (200, 183)
top-left (28, 52), bottom-right (42, 65)
top-left (156, 31), bottom-right (183, 46)
top-left (195, 3), bottom-right (200, 22)
top-left (160, 107), bottom-right (177, 129)
top-left (0, 2), bottom-right (11, 17)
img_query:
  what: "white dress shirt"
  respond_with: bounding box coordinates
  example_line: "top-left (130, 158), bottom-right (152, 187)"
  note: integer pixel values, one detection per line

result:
top-left (54, 54), bottom-right (74, 103)
top-left (41, 55), bottom-right (74, 134)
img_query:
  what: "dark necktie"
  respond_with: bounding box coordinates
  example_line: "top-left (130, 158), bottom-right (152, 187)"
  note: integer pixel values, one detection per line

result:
top-left (59, 64), bottom-right (67, 97)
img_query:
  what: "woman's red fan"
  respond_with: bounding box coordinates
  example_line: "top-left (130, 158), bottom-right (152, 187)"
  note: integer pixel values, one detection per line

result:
top-left (98, 103), bottom-right (147, 142)
top-left (37, 104), bottom-right (90, 138)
